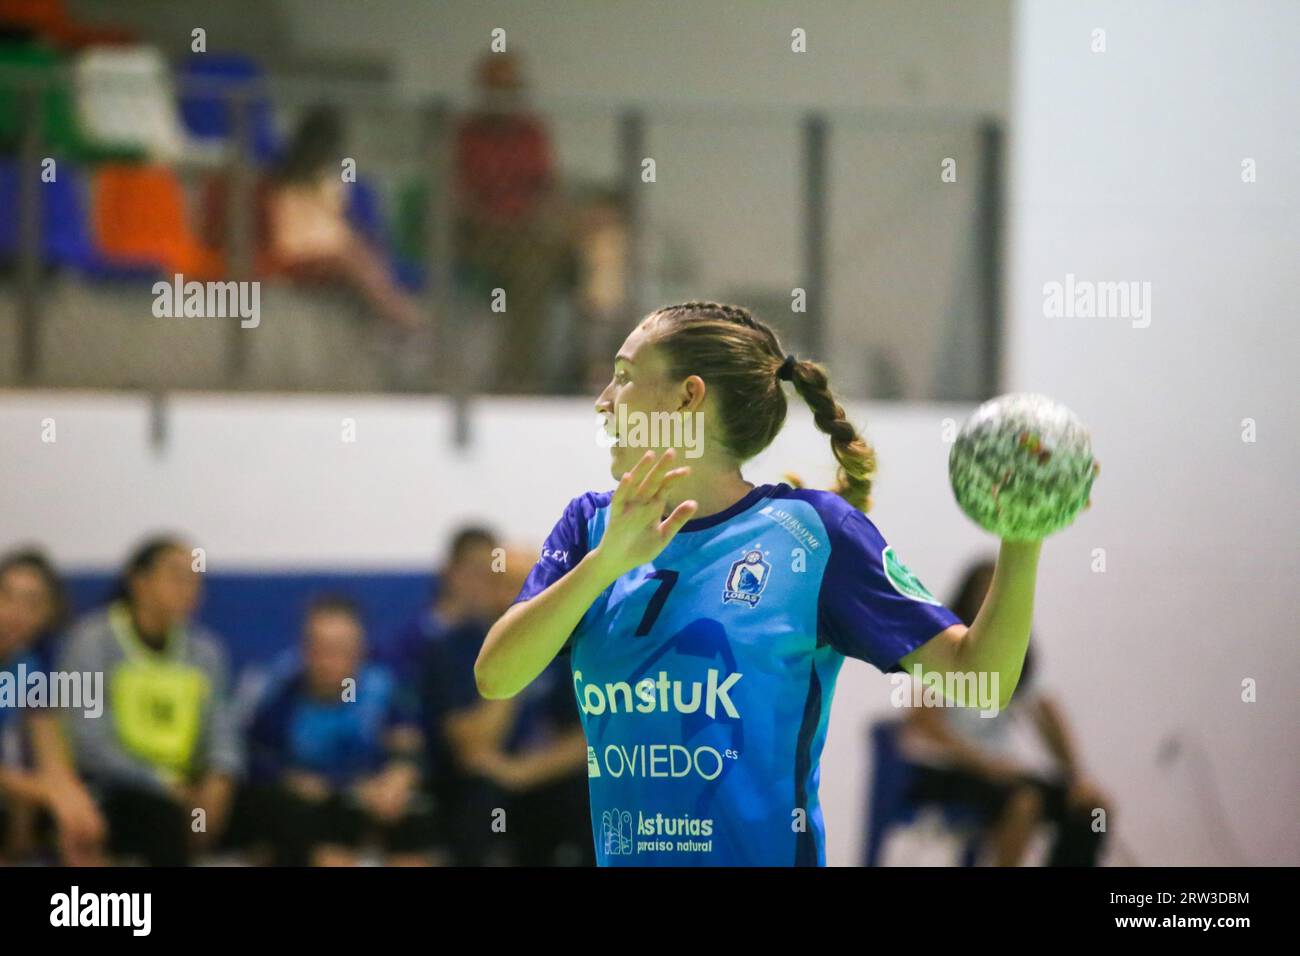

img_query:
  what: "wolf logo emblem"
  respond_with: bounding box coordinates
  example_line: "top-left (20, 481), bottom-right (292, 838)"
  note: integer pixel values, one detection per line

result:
top-left (723, 549), bottom-right (772, 607)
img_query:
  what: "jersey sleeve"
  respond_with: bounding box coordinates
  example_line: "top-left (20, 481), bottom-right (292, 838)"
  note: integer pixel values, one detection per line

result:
top-left (818, 509), bottom-right (961, 673)
top-left (512, 493), bottom-right (602, 605)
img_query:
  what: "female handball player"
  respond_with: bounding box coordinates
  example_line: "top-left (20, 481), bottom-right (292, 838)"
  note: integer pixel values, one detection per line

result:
top-left (475, 301), bottom-right (1041, 866)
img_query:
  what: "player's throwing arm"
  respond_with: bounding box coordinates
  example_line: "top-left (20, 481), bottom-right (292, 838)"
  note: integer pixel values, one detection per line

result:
top-left (904, 393), bottom-right (1098, 707)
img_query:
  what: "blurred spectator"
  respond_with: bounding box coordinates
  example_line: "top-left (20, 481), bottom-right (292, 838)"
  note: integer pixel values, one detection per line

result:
top-left (421, 546), bottom-right (591, 866)
top-left (58, 535), bottom-right (240, 866)
top-left (901, 560), bottom-right (1113, 866)
top-left (265, 105), bottom-right (423, 332)
top-left (239, 595), bottom-right (433, 866)
top-left (383, 526), bottom-right (501, 680)
top-left (383, 526), bottom-right (499, 863)
top-left (0, 548), bottom-right (103, 865)
top-left (454, 50), bottom-right (569, 393)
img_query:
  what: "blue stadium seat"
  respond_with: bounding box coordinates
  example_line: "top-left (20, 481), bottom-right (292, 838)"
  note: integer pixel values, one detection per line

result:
top-left (0, 156), bottom-right (95, 270)
top-left (0, 158), bottom-right (184, 279)
top-left (345, 177), bottom-right (385, 246)
top-left (178, 52), bottom-right (280, 164)
top-left (346, 176), bottom-right (422, 290)
top-left (863, 717), bottom-right (985, 866)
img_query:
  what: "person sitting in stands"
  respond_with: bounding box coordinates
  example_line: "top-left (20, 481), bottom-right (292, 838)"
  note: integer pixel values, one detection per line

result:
top-left (901, 560), bottom-right (1114, 866)
top-left (0, 548), bottom-right (104, 865)
top-left (58, 535), bottom-right (241, 866)
top-left (241, 594), bottom-right (433, 866)
top-left (265, 105), bottom-right (422, 332)
top-left (421, 547), bottom-right (591, 866)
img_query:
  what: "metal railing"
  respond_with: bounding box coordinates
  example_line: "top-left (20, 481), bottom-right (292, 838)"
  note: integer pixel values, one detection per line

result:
top-left (0, 62), bottom-right (1003, 403)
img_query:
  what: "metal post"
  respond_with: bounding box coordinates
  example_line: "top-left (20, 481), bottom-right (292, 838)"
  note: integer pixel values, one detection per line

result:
top-left (801, 114), bottom-right (828, 360)
top-left (975, 120), bottom-right (1004, 397)
top-left (148, 388), bottom-right (169, 454)
top-left (618, 109), bottom-right (646, 321)
top-left (225, 89), bottom-right (255, 386)
top-left (421, 99), bottom-right (471, 444)
top-left (422, 100), bottom-right (453, 385)
top-left (17, 83), bottom-right (44, 383)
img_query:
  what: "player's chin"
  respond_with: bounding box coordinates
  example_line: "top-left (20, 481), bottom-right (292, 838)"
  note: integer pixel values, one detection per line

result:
top-left (608, 445), bottom-right (631, 479)
top-left (609, 441), bottom-right (647, 479)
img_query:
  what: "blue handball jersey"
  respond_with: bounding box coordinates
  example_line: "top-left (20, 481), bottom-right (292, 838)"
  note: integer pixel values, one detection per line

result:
top-left (513, 482), bottom-right (960, 867)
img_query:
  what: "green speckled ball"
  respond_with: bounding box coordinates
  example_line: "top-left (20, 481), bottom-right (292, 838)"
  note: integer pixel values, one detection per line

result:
top-left (949, 393), bottom-right (1096, 541)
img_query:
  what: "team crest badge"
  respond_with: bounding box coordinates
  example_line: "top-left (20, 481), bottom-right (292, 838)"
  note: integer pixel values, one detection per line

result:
top-left (723, 549), bottom-right (772, 607)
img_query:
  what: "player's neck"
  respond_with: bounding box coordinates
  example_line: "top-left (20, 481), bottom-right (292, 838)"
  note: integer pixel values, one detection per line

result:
top-left (664, 467), bottom-right (754, 521)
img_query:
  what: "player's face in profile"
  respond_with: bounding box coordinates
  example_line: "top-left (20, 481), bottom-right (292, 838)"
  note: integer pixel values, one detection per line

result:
top-left (133, 547), bottom-right (202, 625)
top-left (594, 322), bottom-right (681, 479)
top-left (0, 565), bottom-right (54, 656)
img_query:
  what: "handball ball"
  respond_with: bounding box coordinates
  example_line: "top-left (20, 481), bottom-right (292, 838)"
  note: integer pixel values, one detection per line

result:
top-left (949, 393), bottom-right (1097, 541)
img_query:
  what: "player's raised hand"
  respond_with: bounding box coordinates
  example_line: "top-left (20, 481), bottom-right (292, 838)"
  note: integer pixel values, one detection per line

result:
top-left (594, 449), bottom-right (698, 577)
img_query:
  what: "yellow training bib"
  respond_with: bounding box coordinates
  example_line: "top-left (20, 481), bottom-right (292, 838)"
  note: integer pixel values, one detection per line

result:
top-left (110, 659), bottom-right (208, 775)
top-left (106, 603), bottom-right (210, 777)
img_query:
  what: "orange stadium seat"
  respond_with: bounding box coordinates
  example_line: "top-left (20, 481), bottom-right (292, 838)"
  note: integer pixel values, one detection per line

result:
top-left (90, 164), bottom-right (224, 279)
top-left (0, 0), bottom-right (135, 48)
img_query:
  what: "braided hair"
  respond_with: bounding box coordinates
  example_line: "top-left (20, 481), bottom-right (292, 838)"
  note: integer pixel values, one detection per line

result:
top-left (644, 301), bottom-right (877, 511)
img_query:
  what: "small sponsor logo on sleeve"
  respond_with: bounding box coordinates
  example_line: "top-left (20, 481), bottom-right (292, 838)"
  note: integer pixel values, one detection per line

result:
top-left (882, 546), bottom-right (942, 605)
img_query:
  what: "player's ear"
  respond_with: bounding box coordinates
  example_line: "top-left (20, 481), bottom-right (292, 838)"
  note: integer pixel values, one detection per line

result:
top-left (678, 374), bottom-right (706, 413)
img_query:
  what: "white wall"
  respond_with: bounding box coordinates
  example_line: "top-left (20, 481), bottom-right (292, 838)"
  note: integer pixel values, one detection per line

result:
top-left (1008, 0), bottom-right (1300, 865)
